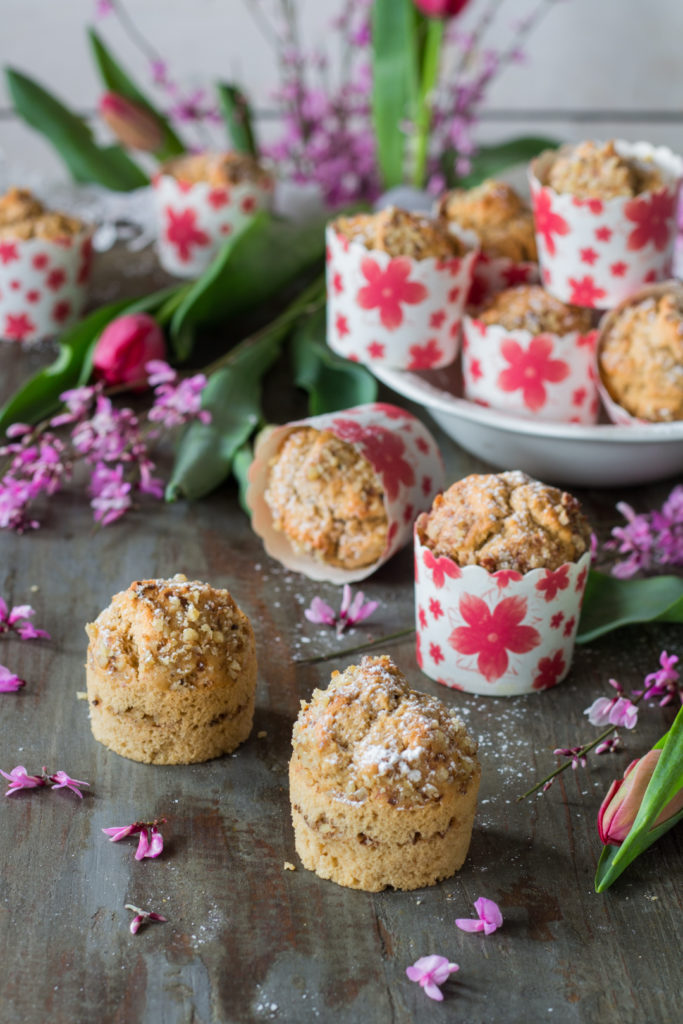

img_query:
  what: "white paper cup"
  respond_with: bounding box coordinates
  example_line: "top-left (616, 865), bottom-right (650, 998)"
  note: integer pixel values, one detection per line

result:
top-left (325, 225), bottom-right (478, 369)
top-left (0, 228), bottom-right (94, 342)
top-left (414, 519), bottom-right (591, 696)
top-left (461, 314), bottom-right (599, 424)
top-left (529, 141), bottom-right (683, 308)
top-left (247, 403), bottom-right (445, 583)
top-left (153, 172), bottom-right (273, 278)
top-left (466, 252), bottom-right (539, 308)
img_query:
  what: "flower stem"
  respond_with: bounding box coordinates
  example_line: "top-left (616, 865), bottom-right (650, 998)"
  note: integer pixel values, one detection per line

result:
top-left (412, 18), bottom-right (444, 189)
top-left (295, 626), bottom-right (415, 666)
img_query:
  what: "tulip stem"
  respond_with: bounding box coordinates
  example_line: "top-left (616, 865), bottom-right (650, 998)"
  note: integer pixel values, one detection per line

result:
top-left (295, 626), bottom-right (415, 665)
top-left (412, 18), bottom-right (444, 189)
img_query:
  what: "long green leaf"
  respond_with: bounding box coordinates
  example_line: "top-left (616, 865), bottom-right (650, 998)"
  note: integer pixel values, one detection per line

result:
top-left (595, 708), bottom-right (683, 891)
top-left (216, 82), bottom-right (258, 157)
top-left (88, 29), bottom-right (185, 162)
top-left (577, 571), bottom-right (683, 644)
top-left (291, 307), bottom-right (377, 414)
top-left (5, 67), bottom-right (148, 191)
top-left (441, 135), bottom-right (559, 190)
top-left (232, 441), bottom-right (254, 516)
top-left (170, 211), bottom-right (327, 356)
top-left (371, 0), bottom-right (419, 188)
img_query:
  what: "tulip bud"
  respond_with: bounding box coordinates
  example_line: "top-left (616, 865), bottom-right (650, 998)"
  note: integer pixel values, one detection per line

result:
top-left (413, 0), bottom-right (471, 18)
top-left (99, 92), bottom-right (164, 153)
top-left (93, 313), bottom-right (167, 390)
top-left (598, 750), bottom-right (683, 846)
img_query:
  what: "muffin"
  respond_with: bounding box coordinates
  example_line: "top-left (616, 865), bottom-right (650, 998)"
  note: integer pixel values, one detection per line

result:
top-left (414, 472), bottom-right (593, 695)
top-left (437, 179), bottom-right (537, 262)
top-left (162, 151), bottom-right (272, 190)
top-left (598, 284), bottom-right (683, 422)
top-left (476, 284), bottom-right (592, 335)
top-left (289, 654), bottom-right (481, 891)
top-left (85, 574), bottom-right (257, 764)
top-left (264, 427), bottom-right (388, 571)
top-left (0, 187), bottom-right (85, 242)
top-left (547, 139), bottom-right (665, 200)
top-left (333, 206), bottom-right (465, 260)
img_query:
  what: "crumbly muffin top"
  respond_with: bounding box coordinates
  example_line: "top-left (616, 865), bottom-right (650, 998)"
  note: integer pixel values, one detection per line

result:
top-left (265, 428), bottom-right (388, 570)
top-left (477, 284), bottom-right (593, 335)
top-left (419, 471), bottom-right (592, 573)
top-left (333, 206), bottom-right (466, 260)
top-left (292, 655), bottom-right (478, 807)
top-left (86, 573), bottom-right (251, 690)
top-left (437, 179), bottom-right (537, 262)
top-left (163, 151), bottom-right (271, 188)
top-left (547, 140), bottom-right (664, 200)
top-left (0, 187), bottom-right (86, 241)
top-left (599, 291), bottom-right (683, 421)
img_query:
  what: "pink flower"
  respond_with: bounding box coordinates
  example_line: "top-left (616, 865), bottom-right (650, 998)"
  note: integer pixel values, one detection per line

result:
top-left (49, 770), bottom-right (90, 798)
top-left (585, 692), bottom-right (638, 730)
top-left (414, 0), bottom-right (471, 18)
top-left (532, 189), bottom-right (570, 256)
top-left (0, 665), bottom-right (25, 692)
top-left (99, 92), bottom-right (164, 152)
top-left (0, 596), bottom-right (50, 640)
top-left (422, 549), bottom-right (460, 589)
top-left (357, 257), bottom-right (428, 330)
top-left (449, 594), bottom-right (540, 682)
top-left (93, 313), bottom-right (167, 389)
top-left (1, 765), bottom-right (45, 795)
top-left (497, 336), bottom-right (569, 412)
top-left (640, 651), bottom-right (681, 706)
top-left (405, 954), bottom-right (459, 1001)
top-left (625, 190), bottom-right (676, 252)
top-left (125, 903), bottom-right (167, 935)
top-left (147, 362), bottom-right (210, 428)
top-left (553, 746), bottom-right (587, 770)
top-left (304, 584), bottom-right (378, 637)
top-left (455, 896), bottom-right (503, 935)
top-left (598, 750), bottom-right (683, 846)
top-left (102, 818), bottom-right (166, 858)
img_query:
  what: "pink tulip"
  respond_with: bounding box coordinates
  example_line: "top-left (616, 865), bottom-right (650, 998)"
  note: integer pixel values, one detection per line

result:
top-left (99, 92), bottom-right (163, 152)
top-left (93, 314), bottom-right (167, 390)
top-left (598, 750), bottom-right (683, 846)
top-left (414, 0), bottom-right (471, 18)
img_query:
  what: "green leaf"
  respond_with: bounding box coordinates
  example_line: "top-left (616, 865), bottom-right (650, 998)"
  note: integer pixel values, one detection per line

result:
top-left (5, 67), bottom-right (148, 191)
top-left (0, 286), bottom-right (181, 434)
top-left (441, 135), bottom-right (559, 190)
top-left (371, 0), bottom-right (419, 188)
top-left (577, 571), bottom-right (683, 644)
top-left (170, 211), bottom-right (327, 356)
top-left (88, 28), bottom-right (185, 162)
top-left (291, 307), bottom-right (377, 415)
top-left (216, 82), bottom-right (258, 157)
top-left (595, 707), bottom-right (683, 892)
top-left (232, 441), bottom-right (254, 516)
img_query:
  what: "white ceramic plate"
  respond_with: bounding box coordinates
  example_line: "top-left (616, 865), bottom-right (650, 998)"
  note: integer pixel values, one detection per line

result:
top-left (372, 362), bottom-right (683, 487)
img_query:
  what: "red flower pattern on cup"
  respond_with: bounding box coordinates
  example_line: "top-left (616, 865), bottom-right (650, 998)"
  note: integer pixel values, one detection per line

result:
top-left (535, 564), bottom-right (570, 602)
top-left (568, 275), bottom-right (607, 307)
top-left (330, 418), bottom-right (414, 501)
top-left (208, 188), bottom-right (229, 209)
top-left (497, 336), bottom-right (569, 412)
top-left (407, 339), bottom-right (444, 370)
top-left (532, 649), bottom-right (566, 690)
top-left (449, 594), bottom-right (541, 683)
top-left (625, 190), bottom-right (677, 252)
top-left (423, 549), bottom-right (461, 589)
top-left (0, 242), bottom-right (19, 265)
top-left (430, 643), bottom-right (444, 665)
top-left (164, 207), bottom-right (210, 263)
top-left (492, 570), bottom-right (523, 588)
top-left (532, 189), bottom-right (570, 256)
top-left (4, 312), bottom-right (36, 341)
top-left (429, 598), bottom-right (444, 619)
top-left (357, 257), bottom-right (428, 330)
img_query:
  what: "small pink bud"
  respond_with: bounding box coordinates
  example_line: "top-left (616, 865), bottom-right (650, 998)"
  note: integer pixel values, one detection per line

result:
top-left (598, 750), bottom-right (683, 846)
top-left (93, 314), bottom-right (167, 390)
top-left (413, 0), bottom-right (471, 19)
top-left (99, 92), bottom-right (164, 152)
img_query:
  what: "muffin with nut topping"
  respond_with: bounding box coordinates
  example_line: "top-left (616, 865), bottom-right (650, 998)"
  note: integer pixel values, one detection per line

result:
top-left (476, 284), bottom-right (592, 336)
top-left (289, 654), bottom-right (481, 891)
top-left (0, 186), bottom-right (86, 241)
top-left (333, 205), bottom-right (466, 261)
top-left (437, 179), bottom-right (537, 263)
top-left (85, 574), bottom-right (257, 764)
top-left (547, 139), bottom-right (665, 201)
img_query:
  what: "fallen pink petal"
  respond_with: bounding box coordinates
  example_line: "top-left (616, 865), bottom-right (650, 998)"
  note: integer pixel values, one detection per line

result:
top-left (304, 585), bottom-right (378, 636)
top-left (125, 903), bottom-right (168, 935)
top-left (455, 896), bottom-right (503, 935)
top-left (0, 665), bottom-right (25, 692)
top-left (48, 770), bottom-right (90, 798)
top-left (585, 694), bottom-right (638, 730)
top-left (103, 824), bottom-right (138, 842)
top-left (103, 818), bottom-right (166, 858)
top-left (1, 765), bottom-right (45, 796)
top-left (406, 954), bottom-right (459, 1001)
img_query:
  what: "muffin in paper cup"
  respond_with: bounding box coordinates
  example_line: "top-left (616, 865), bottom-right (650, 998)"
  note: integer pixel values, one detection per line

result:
top-left (413, 471), bottom-right (592, 696)
top-left (153, 164), bottom-right (273, 278)
top-left (325, 222), bottom-right (478, 370)
top-left (529, 140), bottom-right (683, 308)
top-left (596, 280), bottom-right (683, 425)
top-left (0, 227), bottom-right (94, 343)
top-left (246, 402), bottom-right (444, 584)
top-left (461, 313), bottom-right (600, 425)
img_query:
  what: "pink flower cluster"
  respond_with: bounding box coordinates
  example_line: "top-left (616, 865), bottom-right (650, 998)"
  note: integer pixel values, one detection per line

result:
top-left (304, 584), bottom-right (378, 637)
top-left (0, 596), bottom-right (49, 692)
top-left (605, 486), bottom-right (683, 578)
top-left (103, 818), bottom-right (166, 860)
top-left (0, 362), bottom-right (208, 532)
top-left (585, 678), bottom-right (638, 730)
top-left (1, 765), bottom-right (89, 798)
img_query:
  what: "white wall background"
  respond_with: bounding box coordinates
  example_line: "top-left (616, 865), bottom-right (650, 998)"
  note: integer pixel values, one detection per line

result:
top-left (1, 0), bottom-right (682, 181)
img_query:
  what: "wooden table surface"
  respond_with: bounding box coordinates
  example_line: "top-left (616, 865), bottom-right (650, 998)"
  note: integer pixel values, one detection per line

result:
top-left (0, 248), bottom-right (680, 1024)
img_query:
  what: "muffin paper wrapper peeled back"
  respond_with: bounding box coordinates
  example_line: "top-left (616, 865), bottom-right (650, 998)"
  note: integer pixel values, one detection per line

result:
top-left (461, 314), bottom-right (600, 425)
top-left (246, 402), bottom-right (445, 584)
top-left (0, 227), bottom-right (94, 343)
top-left (325, 224), bottom-right (478, 370)
top-left (152, 172), bottom-right (274, 279)
top-left (414, 518), bottom-right (591, 696)
top-left (529, 141), bottom-right (683, 309)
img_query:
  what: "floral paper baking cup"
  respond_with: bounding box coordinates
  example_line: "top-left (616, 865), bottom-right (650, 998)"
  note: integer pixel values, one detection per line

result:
top-left (246, 402), bottom-right (444, 584)
top-left (466, 252), bottom-right (539, 308)
top-left (0, 229), bottom-right (94, 343)
top-left (529, 141), bottom-right (683, 308)
top-left (461, 314), bottom-right (599, 424)
top-left (325, 225), bottom-right (478, 370)
top-left (152, 172), bottom-right (273, 278)
top-left (414, 520), bottom-right (591, 696)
